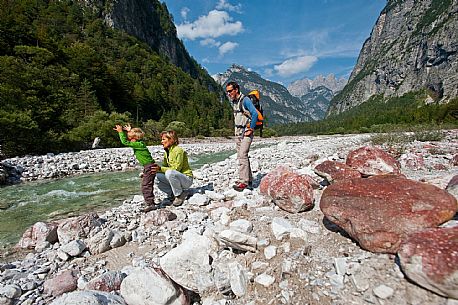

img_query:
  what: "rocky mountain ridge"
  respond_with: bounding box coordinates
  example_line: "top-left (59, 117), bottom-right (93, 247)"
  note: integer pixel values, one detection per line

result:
top-left (288, 75), bottom-right (347, 121)
top-left (287, 74), bottom-right (347, 98)
top-left (328, 0), bottom-right (458, 116)
top-left (299, 86), bottom-right (334, 121)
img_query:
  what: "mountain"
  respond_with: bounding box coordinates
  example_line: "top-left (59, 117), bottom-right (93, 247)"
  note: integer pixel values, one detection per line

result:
top-left (298, 86), bottom-right (334, 121)
top-left (288, 74), bottom-right (347, 97)
top-left (328, 0), bottom-right (458, 116)
top-left (214, 65), bottom-right (314, 125)
top-left (287, 74), bottom-right (347, 120)
top-left (84, 0), bottom-right (219, 91)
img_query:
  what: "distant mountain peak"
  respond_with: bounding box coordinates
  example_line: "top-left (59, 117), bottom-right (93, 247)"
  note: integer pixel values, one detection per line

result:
top-left (287, 74), bottom-right (347, 97)
top-left (229, 63), bottom-right (245, 71)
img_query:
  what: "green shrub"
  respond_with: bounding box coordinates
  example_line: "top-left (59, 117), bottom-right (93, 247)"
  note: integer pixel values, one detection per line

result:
top-left (260, 127), bottom-right (277, 138)
top-left (412, 129), bottom-right (444, 142)
top-left (165, 121), bottom-right (192, 138)
top-left (370, 132), bottom-right (414, 146)
top-left (142, 120), bottom-right (164, 144)
top-left (62, 110), bottom-right (132, 149)
top-left (210, 128), bottom-right (233, 138)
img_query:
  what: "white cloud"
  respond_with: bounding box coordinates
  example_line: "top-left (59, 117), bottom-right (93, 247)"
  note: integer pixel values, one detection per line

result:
top-left (176, 10), bottom-right (243, 40)
top-left (200, 38), bottom-right (221, 47)
top-left (219, 41), bottom-right (238, 55)
top-left (180, 7), bottom-right (190, 20)
top-left (263, 68), bottom-right (274, 77)
top-left (215, 0), bottom-right (242, 13)
top-left (274, 55), bottom-right (318, 77)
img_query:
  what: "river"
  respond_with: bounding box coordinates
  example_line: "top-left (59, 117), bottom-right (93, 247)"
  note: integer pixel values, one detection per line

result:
top-left (0, 149), bottom-right (236, 249)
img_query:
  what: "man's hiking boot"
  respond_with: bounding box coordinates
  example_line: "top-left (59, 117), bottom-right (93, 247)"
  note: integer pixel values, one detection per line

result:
top-left (233, 182), bottom-right (253, 192)
top-left (140, 204), bottom-right (158, 213)
top-left (173, 191), bottom-right (189, 206)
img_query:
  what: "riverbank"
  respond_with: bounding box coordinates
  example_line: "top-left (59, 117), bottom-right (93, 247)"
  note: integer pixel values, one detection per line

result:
top-left (0, 132), bottom-right (457, 305)
top-left (0, 137), bottom-right (276, 184)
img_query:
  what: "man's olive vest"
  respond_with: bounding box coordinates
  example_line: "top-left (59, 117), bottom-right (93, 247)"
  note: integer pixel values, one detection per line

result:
top-left (232, 94), bottom-right (251, 136)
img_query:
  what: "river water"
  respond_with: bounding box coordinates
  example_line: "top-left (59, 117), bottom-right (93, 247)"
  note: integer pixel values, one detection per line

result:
top-left (0, 149), bottom-right (236, 249)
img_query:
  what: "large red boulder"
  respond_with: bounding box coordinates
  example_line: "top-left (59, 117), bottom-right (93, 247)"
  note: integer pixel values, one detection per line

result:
top-left (346, 146), bottom-right (401, 176)
top-left (313, 160), bottom-right (361, 183)
top-left (398, 226), bottom-right (458, 299)
top-left (320, 175), bottom-right (457, 253)
top-left (260, 166), bottom-right (314, 213)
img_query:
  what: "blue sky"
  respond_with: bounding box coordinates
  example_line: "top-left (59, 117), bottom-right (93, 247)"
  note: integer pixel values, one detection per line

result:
top-left (162, 0), bottom-right (387, 85)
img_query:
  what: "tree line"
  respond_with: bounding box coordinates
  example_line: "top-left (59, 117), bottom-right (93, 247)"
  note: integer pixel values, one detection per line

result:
top-left (275, 92), bottom-right (458, 136)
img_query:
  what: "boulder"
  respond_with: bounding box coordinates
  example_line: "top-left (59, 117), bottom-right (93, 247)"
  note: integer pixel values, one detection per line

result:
top-left (49, 290), bottom-right (127, 305)
top-left (218, 229), bottom-right (258, 252)
top-left (43, 270), bottom-right (78, 297)
top-left (320, 175), bottom-right (457, 253)
top-left (346, 146), bottom-right (401, 176)
top-left (57, 213), bottom-right (102, 244)
top-left (446, 174), bottom-right (458, 200)
top-left (313, 160), bottom-right (361, 183)
top-left (60, 240), bottom-right (87, 257)
top-left (452, 154), bottom-right (458, 166)
top-left (142, 209), bottom-right (177, 226)
top-left (120, 267), bottom-right (188, 305)
top-left (88, 228), bottom-right (114, 255)
top-left (16, 221), bottom-right (58, 249)
top-left (160, 232), bottom-right (214, 293)
top-left (85, 271), bottom-right (126, 292)
top-left (398, 226), bottom-right (458, 299)
top-left (259, 165), bottom-right (314, 213)
top-left (0, 163), bottom-right (7, 185)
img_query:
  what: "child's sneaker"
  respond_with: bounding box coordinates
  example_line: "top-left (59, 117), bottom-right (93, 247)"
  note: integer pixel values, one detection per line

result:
top-left (233, 182), bottom-right (253, 192)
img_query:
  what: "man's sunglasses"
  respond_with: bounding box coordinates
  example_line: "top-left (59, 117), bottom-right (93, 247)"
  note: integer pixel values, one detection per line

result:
top-left (226, 88), bottom-right (235, 93)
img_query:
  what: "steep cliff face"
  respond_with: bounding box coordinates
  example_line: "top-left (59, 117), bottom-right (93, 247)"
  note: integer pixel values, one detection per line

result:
top-left (85, 0), bottom-right (217, 90)
top-left (328, 0), bottom-right (458, 116)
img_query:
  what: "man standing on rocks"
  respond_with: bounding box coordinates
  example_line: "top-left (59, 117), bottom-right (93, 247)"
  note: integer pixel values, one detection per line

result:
top-left (226, 81), bottom-right (259, 191)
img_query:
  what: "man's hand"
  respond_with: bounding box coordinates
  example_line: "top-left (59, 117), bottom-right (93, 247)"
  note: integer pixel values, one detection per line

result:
top-left (123, 124), bottom-right (132, 132)
top-left (113, 125), bottom-right (123, 132)
top-left (244, 128), bottom-right (253, 136)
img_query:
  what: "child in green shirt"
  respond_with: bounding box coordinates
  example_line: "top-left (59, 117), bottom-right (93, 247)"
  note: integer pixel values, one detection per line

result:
top-left (114, 124), bottom-right (157, 211)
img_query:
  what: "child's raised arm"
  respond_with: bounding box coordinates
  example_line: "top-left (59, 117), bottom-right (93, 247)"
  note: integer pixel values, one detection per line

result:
top-left (113, 125), bottom-right (123, 132)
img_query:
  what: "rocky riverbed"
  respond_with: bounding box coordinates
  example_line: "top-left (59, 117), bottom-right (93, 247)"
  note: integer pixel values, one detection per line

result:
top-left (0, 132), bottom-right (457, 305)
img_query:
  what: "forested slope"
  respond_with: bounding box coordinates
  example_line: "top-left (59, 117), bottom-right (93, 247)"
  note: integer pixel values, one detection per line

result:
top-left (0, 0), bottom-right (233, 157)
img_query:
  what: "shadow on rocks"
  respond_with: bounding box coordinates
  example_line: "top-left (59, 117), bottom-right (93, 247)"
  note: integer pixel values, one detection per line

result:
top-left (191, 182), bottom-right (214, 194)
top-left (322, 216), bottom-right (353, 240)
top-left (252, 173), bottom-right (267, 188)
